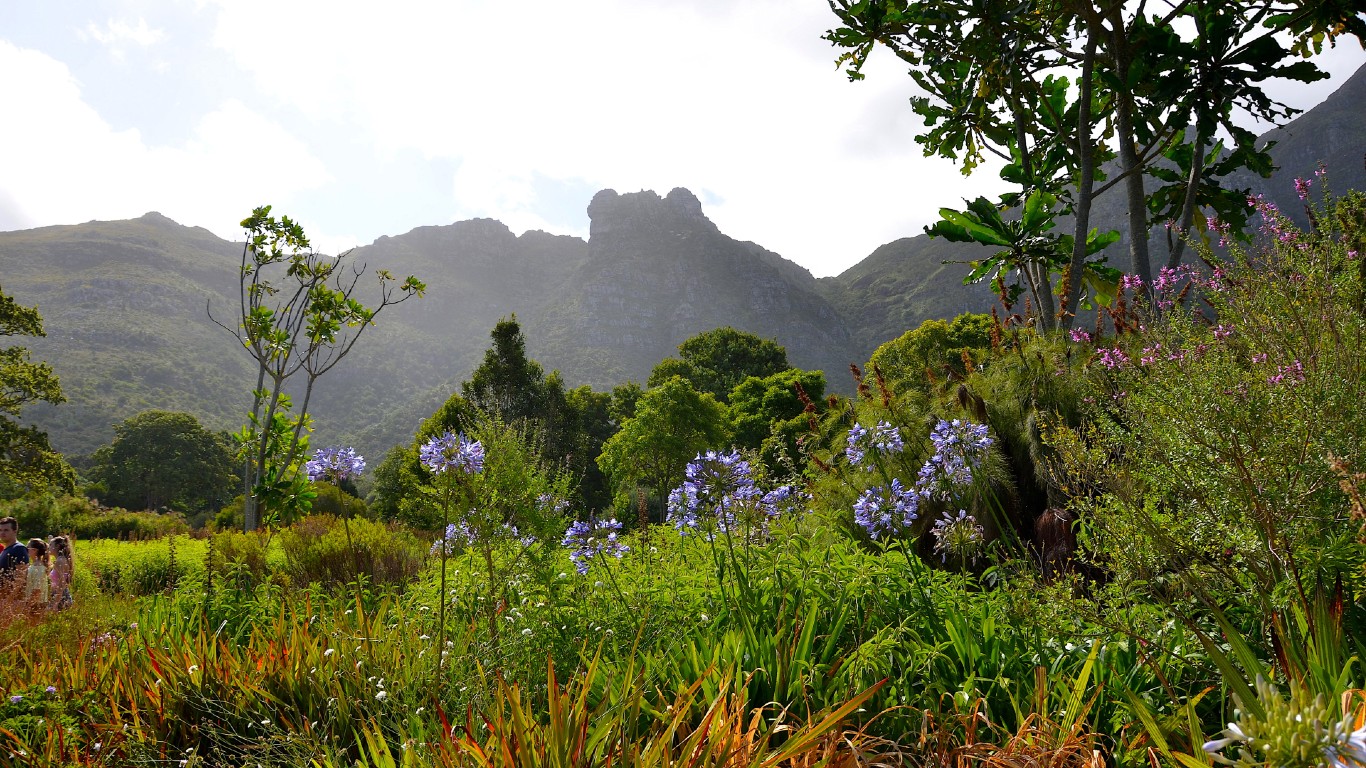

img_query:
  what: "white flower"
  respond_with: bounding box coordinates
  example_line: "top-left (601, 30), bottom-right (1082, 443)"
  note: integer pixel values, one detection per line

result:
top-left (376, 691), bottom-right (387, 701)
top-left (1326, 720), bottom-right (1366, 768)
top-left (187, 665), bottom-right (199, 674)
top-left (324, 648), bottom-right (335, 657)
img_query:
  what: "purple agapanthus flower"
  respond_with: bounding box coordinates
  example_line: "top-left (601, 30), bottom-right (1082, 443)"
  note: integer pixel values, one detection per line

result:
top-left (561, 517), bottom-right (628, 574)
top-left (918, 419), bottom-right (993, 494)
top-left (846, 421), bottom-right (905, 470)
top-left (420, 431), bottom-right (484, 475)
top-left (304, 446), bottom-right (366, 483)
top-left (931, 509), bottom-right (985, 561)
top-left (430, 520), bottom-right (477, 556)
top-left (853, 479), bottom-right (923, 539)
top-left (667, 449), bottom-right (797, 537)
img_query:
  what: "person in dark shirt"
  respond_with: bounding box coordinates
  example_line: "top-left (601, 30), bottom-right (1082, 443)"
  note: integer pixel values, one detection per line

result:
top-left (0, 517), bottom-right (29, 601)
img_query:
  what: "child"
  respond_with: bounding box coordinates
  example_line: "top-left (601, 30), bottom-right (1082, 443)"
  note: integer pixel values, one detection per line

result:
top-left (25, 538), bottom-right (48, 612)
top-left (48, 536), bottom-right (72, 611)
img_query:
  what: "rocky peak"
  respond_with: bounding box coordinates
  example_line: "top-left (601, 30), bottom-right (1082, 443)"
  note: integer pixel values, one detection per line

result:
top-left (587, 187), bottom-right (719, 240)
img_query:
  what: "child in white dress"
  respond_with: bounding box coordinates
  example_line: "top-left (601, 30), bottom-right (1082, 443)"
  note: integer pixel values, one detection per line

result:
top-left (25, 538), bottom-right (48, 612)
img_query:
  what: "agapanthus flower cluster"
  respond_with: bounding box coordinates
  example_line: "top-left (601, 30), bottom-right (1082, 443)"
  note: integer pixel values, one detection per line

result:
top-left (431, 517), bottom-right (536, 556)
top-left (931, 509), bottom-right (985, 562)
top-left (918, 419), bottom-right (994, 494)
top-left (666, 450), bottom-right (797, 537)
top-left (305, 446), bottom-right (366, 483)
top-left (561, 517), bottom-right (627, 575)
top-left (850, 418), bottom-right (994, 540)
top-left (853, 479), bottom-right (923, 539)
top-left (420, 431), bottom-right (484, 475)
top-left (430, 520), bottom-right (476, 556)
top-left (1202, 676), bottom-right (1366, 768)
top-left (846, 421), bottom-right (905, 470)
top-left (538, 494), bottom-right (570, 516)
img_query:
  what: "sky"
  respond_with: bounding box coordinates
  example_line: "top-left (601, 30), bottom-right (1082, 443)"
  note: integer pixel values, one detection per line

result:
top-left (2, 2), bottom-right (1363, 278)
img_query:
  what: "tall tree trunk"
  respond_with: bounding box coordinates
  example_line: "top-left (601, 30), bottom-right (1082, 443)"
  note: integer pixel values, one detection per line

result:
top-left (1107, 8), bottom-right (1153, 287)
top-left (1167, 120), bottom-right (1208, 271)
top-left (1009, 95), bottom-right (1056, 330)
top-left (1063, 26), bottom-right (1100, 330)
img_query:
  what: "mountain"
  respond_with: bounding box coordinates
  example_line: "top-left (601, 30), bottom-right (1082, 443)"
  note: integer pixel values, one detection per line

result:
top-left (533, 188), bottom-right (851, 389)
top-left (3, 190), bottom-right (858, 463)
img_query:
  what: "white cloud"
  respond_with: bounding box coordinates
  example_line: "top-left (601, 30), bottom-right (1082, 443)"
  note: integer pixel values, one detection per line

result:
top-left (78, 18), bottom-right (166, 58)
top-left (0, 40), bottom-right (335, 244)
top-left (204, 0), bottom-right (1006, 275)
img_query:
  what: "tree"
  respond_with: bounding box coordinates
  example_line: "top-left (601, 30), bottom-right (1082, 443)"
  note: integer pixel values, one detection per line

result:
top-left (728, 367), bottom-right (827, 474)
top-left (462, 317), bottom-right (620, 511)
top-left (210, 206), bottom-right (424, 530)
top-left (564, 385), bottom-right (616, 513)
top-left (826, 0), bottom-right (1365, 326)
top-left (0, 285), bottom-right (75, 496)
top-left (597, 376), bottom-right (729, 518)
top-left (89, 411), bottom-right (237, 514)
top-left (868, 313), bottom-right (993, 394)
top-left (462, 316), bottom-right (573, 455)
top-left (647, 327), bottom-right (791, 402)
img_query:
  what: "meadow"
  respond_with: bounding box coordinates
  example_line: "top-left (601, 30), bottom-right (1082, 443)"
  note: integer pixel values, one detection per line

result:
top-left (1, 185), bottom-right (1364, 768)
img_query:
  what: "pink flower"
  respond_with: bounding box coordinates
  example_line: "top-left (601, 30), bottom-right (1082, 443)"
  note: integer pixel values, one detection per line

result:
top-left (1097, 348), bottom-right (1129, 369)
top-left (1294, 177), bottom-right (1312, 200)
top-left (1070, 328), bottom-right (1092, 343)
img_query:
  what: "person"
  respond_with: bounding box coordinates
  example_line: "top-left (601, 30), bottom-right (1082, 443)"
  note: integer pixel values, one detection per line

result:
top-left (24, 539), bottom-right (48, 612)
top-left (48, 536), bottom-right (73, 611)
top-left (0, 517), bottom-right (28, 602)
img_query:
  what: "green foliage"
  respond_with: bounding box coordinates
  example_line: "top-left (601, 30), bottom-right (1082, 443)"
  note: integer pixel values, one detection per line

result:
top-left (278, 515), bottom-right (424, 589)
top-left (598, 376), bottom-right (730, 514)
top-left (309, 482), bottom-right (368, 518)
top-left (727, 367), bottom-right (826, 474)
top-left (88, 410), bottom-right (238, 514)
top-left (1058, 188), bottom-right (1366, 601)
top-left (367, 444), bottom-right (421, 524)
top-left (869, 313), bottom-right (993, 394)
top-left (79, 534), bottom-right (204, 597)
top-left (207, 529), bottom-right (272, 577)
top-left (0, 284), bottom-right (75, 497)
top-left (461, 317), bottom-right (613, 514)
top-left (0, 493), bottom-right (190, 540)
top-left (647, 327), bottom-right (790, 403)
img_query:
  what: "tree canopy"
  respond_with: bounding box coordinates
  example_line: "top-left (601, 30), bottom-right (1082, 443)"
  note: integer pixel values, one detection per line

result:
top-left (89, 411), bottom-right (237, 514)
top-left (0, 285), bottom-right (75, 496)
top-left (597, 376), bottom-right (729, 515)
top-left (826, 0), bottom-right (1366, 327)
top-left (647, 327), bottom-right (791, 402)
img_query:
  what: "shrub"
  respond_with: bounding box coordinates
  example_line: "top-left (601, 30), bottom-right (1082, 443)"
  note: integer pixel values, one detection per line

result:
top-left (0, 493), bottom-right (87, 538)
top-left (208, 529), bottom-right (271, 576)
top-left (278, 515), bottom-right (424, 588)
top-left (310, 483), bottom-right (368, 518)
